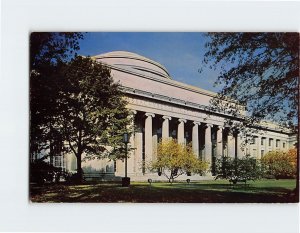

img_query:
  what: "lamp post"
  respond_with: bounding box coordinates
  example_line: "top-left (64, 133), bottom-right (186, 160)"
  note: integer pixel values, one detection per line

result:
top-left (122, 133), bottom-right (130, 187)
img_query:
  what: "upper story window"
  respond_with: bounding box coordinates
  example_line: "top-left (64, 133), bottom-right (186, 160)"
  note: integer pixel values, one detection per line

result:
top-left (269, 138), bottom-right (272, 147)
top-left (283, 142), bottom-right (286, 148)
top-left (261, 138), bottom-right (264, 146)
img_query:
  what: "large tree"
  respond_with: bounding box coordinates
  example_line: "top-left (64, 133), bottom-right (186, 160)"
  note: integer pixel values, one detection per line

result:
top-left (59, 56), bottom-right (132, 180)
top-left (30, 32), bottom-right (84, 160)
top-left (202, 33), bottom-right (299, 130)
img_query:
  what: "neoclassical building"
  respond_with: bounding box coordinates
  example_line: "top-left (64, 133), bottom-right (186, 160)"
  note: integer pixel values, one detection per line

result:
top-left (61, 51), bottom-right (296, 181)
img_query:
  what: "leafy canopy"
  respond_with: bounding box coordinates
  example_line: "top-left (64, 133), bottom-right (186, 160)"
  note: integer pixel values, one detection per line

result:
top-left (60, 56), bottom-right (132, 162)
top-left (261, 148), bottom-right (297, 179)
top-left (215, 155), bottom-right (262, 183)
top-left (150, 139), bottom-right (208, 182)
top-left (30, 32), bottom-right (84, 158)
top-left (203, 33), bottom-right (299, 129)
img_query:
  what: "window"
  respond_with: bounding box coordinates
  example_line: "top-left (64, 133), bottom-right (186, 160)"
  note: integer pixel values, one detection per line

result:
top-left (269, 139), bottom-right (272, 147)
top-left (283, 142), bottom-right (286, 148)
top-left (261, 150), bottom-right (264, 157)
top-left (261, 138), bottom-right (264, 146)
top-left (54, 156), bottom-right (62, 167)
top-left (276, 140), bottom-right (279, 147)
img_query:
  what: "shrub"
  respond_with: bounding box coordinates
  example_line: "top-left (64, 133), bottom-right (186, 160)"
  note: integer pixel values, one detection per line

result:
top-left (215, 155), bottom-right (262, 183)
top-left (261, 149), bottom-right (297, 179)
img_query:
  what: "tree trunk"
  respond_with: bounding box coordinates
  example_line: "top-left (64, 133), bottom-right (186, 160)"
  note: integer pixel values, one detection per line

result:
top-left (76, 153), bottom-right (82, 183)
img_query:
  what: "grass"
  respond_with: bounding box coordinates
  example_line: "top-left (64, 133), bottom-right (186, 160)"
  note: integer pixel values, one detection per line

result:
top-left (30, 179), bottom-right (298, 203)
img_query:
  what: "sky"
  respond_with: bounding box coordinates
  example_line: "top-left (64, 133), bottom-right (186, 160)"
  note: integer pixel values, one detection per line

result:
top-left (77, 32), bottom-right (222, 92)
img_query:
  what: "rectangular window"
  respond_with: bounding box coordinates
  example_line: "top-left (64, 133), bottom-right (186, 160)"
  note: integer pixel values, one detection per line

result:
top-left (276, 140), bottom-right (279, 147)
top-left (261, 138), bottom-right (264, 146)
top-left (269, 139), bottom-right (272, 147)
top-left (54, 156), bottom-right (61, 167)
top-left (261, 150), bottom-right (264, 157)
top-left (283, 142), bottom-right (286, 148)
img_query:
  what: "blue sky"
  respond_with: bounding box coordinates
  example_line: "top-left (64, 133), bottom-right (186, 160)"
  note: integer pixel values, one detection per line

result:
top-left (78, 32), bottom-right (222, 92)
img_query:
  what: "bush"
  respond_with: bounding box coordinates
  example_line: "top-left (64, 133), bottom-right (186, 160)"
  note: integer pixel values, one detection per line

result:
top-left (30, 160), bottom-right (62, 185)
top-left (215, 155), bottom-right (262, 183)
top-left (261, 149), bottom-right (297, 179)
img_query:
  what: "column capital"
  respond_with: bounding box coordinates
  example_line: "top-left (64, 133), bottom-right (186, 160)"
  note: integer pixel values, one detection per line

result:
top-left (178, 118), bottom-right (187, 123)
top-left (162, 115), bottom-right (172, 121)
top-left (145, 112), bottom-right (155, 118)
top-left (193, 121), bottom-right (201, 125)
top-left (217, 125), bottom-right (224, 130)
top-left (206, 123), bottom-right (213, 128)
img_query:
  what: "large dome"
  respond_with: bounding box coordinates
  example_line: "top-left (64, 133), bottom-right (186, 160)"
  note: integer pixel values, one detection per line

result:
top-left (93, 51), bottom-right (171, 80)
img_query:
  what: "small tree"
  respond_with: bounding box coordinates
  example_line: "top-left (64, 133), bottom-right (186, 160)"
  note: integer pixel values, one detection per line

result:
top-left (150, 139), bottom-right (208, 183)
top-left (261, 149), bottom-right (297, 179)
top-left (215, 155), bottom-right (262, 183)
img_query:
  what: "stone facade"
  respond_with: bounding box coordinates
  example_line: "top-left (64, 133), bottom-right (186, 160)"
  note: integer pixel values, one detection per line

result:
top-left (59, 51), bottom-right (296, 181)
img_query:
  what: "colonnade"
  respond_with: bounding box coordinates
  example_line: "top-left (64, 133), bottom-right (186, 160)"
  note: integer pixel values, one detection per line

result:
top-left (115, 110), bottom-right (290, 177)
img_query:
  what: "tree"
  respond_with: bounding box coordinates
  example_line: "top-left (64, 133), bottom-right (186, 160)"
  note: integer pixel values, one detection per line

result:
top-left (58, 56), bottom-right (132, 180)
top-left (30, 32), bottom-right (84, 160)
top-left (215, 155), bottom-right (262, 183)
top-left (202, 33), bottom-right (299, 129)
top-left (150, 139), bottom-right (208, 183)
top-left (261, 149), bottom-right (297, 179)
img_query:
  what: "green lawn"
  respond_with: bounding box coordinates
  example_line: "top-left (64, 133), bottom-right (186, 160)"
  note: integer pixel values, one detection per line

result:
top-left (30, 179), bottom-right (298, 203)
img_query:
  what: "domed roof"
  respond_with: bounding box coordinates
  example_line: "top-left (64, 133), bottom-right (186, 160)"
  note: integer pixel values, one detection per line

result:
top-left (93, 51), bottom-right (171, 80)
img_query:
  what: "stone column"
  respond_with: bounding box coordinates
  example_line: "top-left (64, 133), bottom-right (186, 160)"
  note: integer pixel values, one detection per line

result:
top-left (236, 133), bottom-right (244, 158)
top-left (216, 126), bottom-right (223, 158)
top-left (257, 136), bottom-right (261, 159)
top-left (162, 116), bottom-right (171, 139)
top-left (265, 136), bottom-right (269, 154)
top-left (178, 118), bottom-right (186, 144)
top-left (192, 121), bottom-right (200, 157)
top-left (204, 124), bottom-right (212, 163)
top-left (145, 113), bottom-right (155, 164)
top-left (227, 132), bottom-right (235, 158)
top-left (134, 124), bottom-right (143, 174)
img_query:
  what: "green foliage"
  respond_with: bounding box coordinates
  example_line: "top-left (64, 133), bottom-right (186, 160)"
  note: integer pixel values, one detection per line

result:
top-left (261, 149), bottom-right (297, 179)
top-left (203, 33), bottom-right (299, 128)
top-left (30, 32), bottom-right (84, 159)
top-left (30, 160), bottom-right (62, 185)
top-left (150, 139), bottom-right (208, 183)
top-left (215, 155), bottom-right (262, 183)
top-left (30, 33), bottom-right (132, 182)
top-left (60, 56), bottom-right (132, 163)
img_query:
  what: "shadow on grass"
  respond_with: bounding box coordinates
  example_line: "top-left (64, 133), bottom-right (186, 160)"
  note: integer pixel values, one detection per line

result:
top-left (30, 179), bottom-right (298, 203)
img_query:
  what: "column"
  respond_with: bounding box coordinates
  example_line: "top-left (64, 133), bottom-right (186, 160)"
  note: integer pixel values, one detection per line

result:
top-left (134, 124), bottom-right (143, 174)
top-left (162, 116), bottom-right (171, 139)
top-left (178, 118), bottom-right (186, 144)
top-left (145, 113), bottom-right (155, 164)
top-left (257, 136), bottom-right (261, 159)
top-left (236, 133), bottom-right (244, 158)
top-left (265, 136), bottom-right (269, 154)
top-left (216, 126), bottom-right (224, 158)
top-left (227, 132), bottom-right (235, 158)
top-left (204, 124), bottom-right (212, 163)
top-left (192, 121), bottom-right (200, 157)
